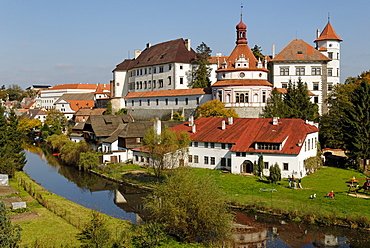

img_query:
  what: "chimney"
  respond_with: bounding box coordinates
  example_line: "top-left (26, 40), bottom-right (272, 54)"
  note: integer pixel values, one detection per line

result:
top-left (316, 29), bottom-right (321, 39)
top-left (273, 117), bottom-right (279, 125)
top-left (228, 117), bottom-right (233, 125)
top-left (184, 39), bottom-right (191, 51)
top-left (134, 50), bottom-right (142, 59)
top-left (188, 116), bottom-right (194, 126)
top-left (222, 120), bottom-right (226, 130)
top-left (272, 44), bottom-right (276, 59)
top-left (154, 118), bottom-right (161, 136)
top-left (146, 43), bottom-right (151, 49)
top-left (192, 124), bottom-right (196, 133)
top-left (298, 139), bottom-right (302, 146)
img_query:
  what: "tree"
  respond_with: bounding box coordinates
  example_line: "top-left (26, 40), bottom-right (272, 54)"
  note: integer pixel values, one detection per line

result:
top-left (142, 127), bottom-right (190, 179)
top-left (172, 112), bottom-right (184, 121)
top-left (104, 101), bottom-right (113, 115)
top-left (196, 99), bottom-right (239, 118)
top-left (145, 167), bottom-right (233, 246)
top-left (251, 45), bottom-right (265, 63)
top-left (262, 79), bottom-right (318, 121)
top-left (269, 163), bottom-right (281, 184)
top-left (78, 210), bottom-right (110, 248)
top-left (78, 152), bottom-right (100, 170)
top-left (341, 79), bottom-right (370, 165)
top-left (256, 155), bottom-right (264, 178)
top-left (45, 109), bottom-right (68, 135)
top-left (17, 117), bottom-right (42, 134)
top-left (59, 140), bottom-right (91, 166)
top-left (190, 42), bottom-right (212, 88)
top-left (6, 84), bottom-right (24, 101)
top-left (115, 108), bottom-right (127, 115)
top-left (0, 201), bottom-right (22, 247)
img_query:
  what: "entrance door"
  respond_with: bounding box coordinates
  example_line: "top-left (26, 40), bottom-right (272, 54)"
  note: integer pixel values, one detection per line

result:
top-left (241, 160), bottom-right (253, 173)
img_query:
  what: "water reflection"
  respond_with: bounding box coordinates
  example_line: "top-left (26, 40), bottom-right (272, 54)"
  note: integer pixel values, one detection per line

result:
top-left (24, 147), bottom-right (370, 247)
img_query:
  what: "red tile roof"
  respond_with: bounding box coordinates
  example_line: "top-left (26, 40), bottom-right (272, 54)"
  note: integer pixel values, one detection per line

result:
top-left (212, 79), bottom-right (272, 87)
top-left (315, 22), bottom-right (342, 42)
top-left (49, 83), bottom-right (107, 90)
top-left (125, 88), bottom-right (211, 98)
top-left (217, 44), bottom-right (268, 72)
top-left (170, 117), bottom-right (318, 154)
top-left (272, 39), bottom-right (330, 62)
top-left (95, 84), bottom-right (110, 94)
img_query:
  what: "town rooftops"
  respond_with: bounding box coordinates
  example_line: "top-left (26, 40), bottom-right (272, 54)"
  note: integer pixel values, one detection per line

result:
top-left (125, 88), bottom-right (211, 98)
top-left (55, 93), bottom-right (95, 111)
top-left (48, 83), bottom-right (108, 91)
top-left (170, 117), bottom-right (318, 154)
top-left (272, 39), bottom-right (330, 62)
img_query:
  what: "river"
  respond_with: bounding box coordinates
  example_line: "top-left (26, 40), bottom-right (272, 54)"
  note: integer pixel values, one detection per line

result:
top-left (23, 147), bottom-right (370, 247)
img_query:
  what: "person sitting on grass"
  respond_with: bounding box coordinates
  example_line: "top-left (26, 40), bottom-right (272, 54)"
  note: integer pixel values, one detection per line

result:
top-left (326, 191), bottom-right (335, 198)
top-left (358, 179), bottom-right (370, 193)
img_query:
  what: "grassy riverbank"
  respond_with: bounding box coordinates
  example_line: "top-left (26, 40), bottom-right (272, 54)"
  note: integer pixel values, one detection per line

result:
top-left (95, 164), bottom-right (370, 228)
top-left (9, 171), bottom-right (131, 247)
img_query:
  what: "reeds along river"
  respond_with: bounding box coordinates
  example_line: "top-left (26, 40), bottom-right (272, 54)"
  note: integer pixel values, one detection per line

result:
top-left (23, 147), bottom-right (370, 247)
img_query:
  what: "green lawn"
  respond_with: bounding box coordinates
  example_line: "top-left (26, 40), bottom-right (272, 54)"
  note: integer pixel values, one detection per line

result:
top-left (96, 163), bottom-right (370, 228)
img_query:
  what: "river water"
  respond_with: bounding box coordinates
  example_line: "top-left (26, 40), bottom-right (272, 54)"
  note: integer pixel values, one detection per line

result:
top-left (23, 148), bottom-right (370, 247)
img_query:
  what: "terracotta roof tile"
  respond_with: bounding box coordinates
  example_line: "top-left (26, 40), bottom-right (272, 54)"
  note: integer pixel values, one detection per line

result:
top-left (272, 39), bottom-right (330, 62)
top-left (170, 117), bottom-right (318, 155)
top-left (125, 88), bottom-right (211, 98)
top-left (49, 83), bottom-right (104, 90)
top-left (315, 22), bottom-right (342, 42)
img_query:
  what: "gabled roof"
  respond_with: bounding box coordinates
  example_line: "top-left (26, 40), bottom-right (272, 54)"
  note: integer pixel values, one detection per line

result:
top-left (74, 108), bottom-right (106, 116)
top-left (85, 115), bottom-right (134, 137)
top-left (114, 38), bottom-right (196, 72)
top-left (272, 39), bottom-right (330, 62)
top-left (125, 88), bottom-right (211, 99)
top-left (95, 84), bottom-right (110, 94)
top-left (22, 109), bottom-right (47, 119)
top-left (55, 93), bottom-right (95, 111)
top-left (315, 21), bottom-right (342, 42)
top-left (170, 117), bottom-right (318, 155)
top-left (212, 79), bottom-right (272, 87)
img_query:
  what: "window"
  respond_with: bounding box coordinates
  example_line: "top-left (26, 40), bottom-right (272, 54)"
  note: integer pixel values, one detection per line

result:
top-left (204, 156), bottom-right (209, 164)
top-left (149, 68), bottom-right (151, 74)
top-left (194, 142), bottom-right (198, 147)
top-left (221, 143), bottom-right (226, 149)
top-left (159, 79), bottom-right (164, 88)
top-left (328, 52), bottom-right (333, 59)
top-left (210, 142), bottom-right (215, 148)
top-left (311, 67), bottom-right (321, 75)
top-left (159, 66), bottom-right (164, 73)
top-left (180, 65), bottom-right (183, 69)
top-left (185, 98), bottom-right (188, 105)
top-left (283, 163), bottom-right (289, 171)
top-left (227, 158), bottom-right (232, 167)
top-left (153, 80), bottom-right (156, 88)
top-left (221, 158), bottom-right (226, 167)
top-left (313, 83), bottom-right (319, 91)
top-left (148, 80), bottom-right (151, 89)
top-left (282, 83), bottom-right (288, 89)
top-left (168, 64), bottom-right (172, 70)
top-left (296, 67), bottom-right (305, 76)
top-left (147, 99), bottom-right (150, 106)
top-left (196, 97), bottom-right (200, 105)
top-left (144, 68), bottom-right (147, 74)
top-left (168, 76), bottom-right (171, 85)
top-left (188, 155), bottom-right (193, 163)
top-left (156, 99), bottom-right (159, 105)
top-left (139, 100), bottom-right (142, 106)
top-left (165, 99), bottom-right (168, 105)
top-left (328, 69), bottom-right (333, 76)
top-left (262, 91), bottom-right (266, 103)
top-left (280, 67), bottom-right (289, 76)
top-left (175, 98), bottom-right (178, 105)
top-left (210, 157), bottom-right (215, 165)
top-left (194, 155), bottom-right (199, 163)
top-left (131, 100), bottom-right (134, 106)
top-left (180, 77), bottom-right (184, 84)
top-left (257, 143), bottom-right (280, 150)
top-left (314, 96), bottom-right (319, 103)
top-left (144, 81), bottom-right (147, 89)
top-left (153, 67), bottom-right (157, 73)
top-left (328, 84), bottom-right (333, 91)
top-left (136, 137), bottom-right (141, 143)
top-left (204, 142), bottom-right (208, 148)
top-left (140, 81), bottom-right (142, 89)
top-left (264, 162), bottom-right (269, 169)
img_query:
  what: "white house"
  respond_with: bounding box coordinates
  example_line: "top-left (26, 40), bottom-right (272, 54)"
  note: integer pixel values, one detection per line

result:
top-left (269, 20), bottom-right (342, 114)
top-left (133, 117), bottom-right (319, 178)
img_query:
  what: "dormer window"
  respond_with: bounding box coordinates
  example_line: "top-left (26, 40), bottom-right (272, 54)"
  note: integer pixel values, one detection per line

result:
top-left (256, 142), bottom-right (281, 150)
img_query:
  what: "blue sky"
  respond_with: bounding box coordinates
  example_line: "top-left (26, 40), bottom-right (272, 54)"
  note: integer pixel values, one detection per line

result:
top-left (0, 0), bottom-right (368, 89)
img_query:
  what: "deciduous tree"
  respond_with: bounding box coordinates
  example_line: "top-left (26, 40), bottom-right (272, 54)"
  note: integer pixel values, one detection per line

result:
top-left (145, 167), bottom-right (233, 246)
top-left (196, 99), bottom-right (238, 118)
top-left (45, 109), bottom-right (67, 135)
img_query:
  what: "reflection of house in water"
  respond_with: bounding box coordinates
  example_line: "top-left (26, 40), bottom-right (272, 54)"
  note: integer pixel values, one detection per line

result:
top-left (114, 184), bottom-right (148, 223)
top-left (232, 223), bottom-right (268, 248)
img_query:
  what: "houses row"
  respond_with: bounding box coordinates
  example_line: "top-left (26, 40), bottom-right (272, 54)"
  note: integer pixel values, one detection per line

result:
top-left (70, 114), bottom-right (319, 179)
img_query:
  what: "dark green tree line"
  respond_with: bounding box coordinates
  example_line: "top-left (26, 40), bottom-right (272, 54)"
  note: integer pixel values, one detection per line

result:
top-left (190, 42), bottom-right (212, 88)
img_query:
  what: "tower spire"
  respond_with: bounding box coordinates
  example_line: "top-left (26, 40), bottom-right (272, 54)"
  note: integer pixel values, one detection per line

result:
top-left (236, 4), bottom-right (247, 45)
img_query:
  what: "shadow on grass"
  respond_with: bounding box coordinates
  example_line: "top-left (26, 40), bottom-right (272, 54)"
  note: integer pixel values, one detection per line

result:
top-left (121, 171), bottom-right (159, 185)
